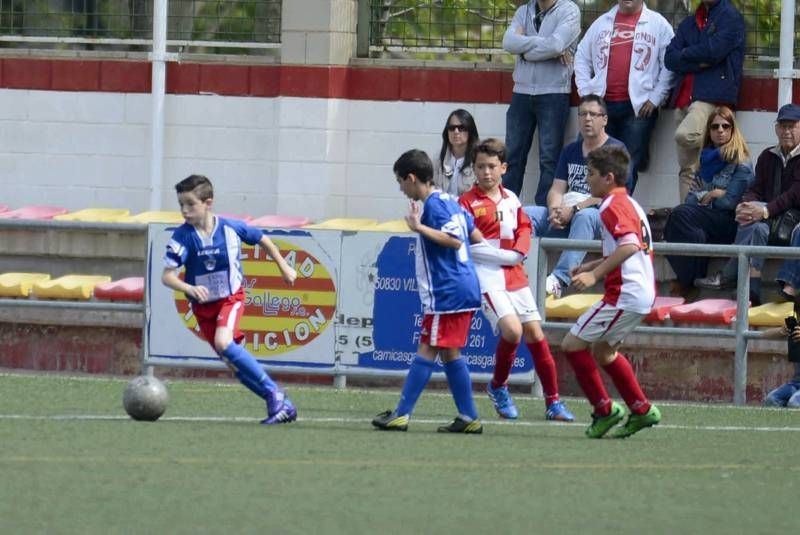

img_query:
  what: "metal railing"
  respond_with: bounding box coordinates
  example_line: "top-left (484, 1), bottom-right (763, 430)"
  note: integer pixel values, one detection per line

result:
top-left (534, 237), bottom-right (800, 405)
top-left (0, 0), bottom-right (281, 53)
top-left (362, 0), bottom-right (793, 67)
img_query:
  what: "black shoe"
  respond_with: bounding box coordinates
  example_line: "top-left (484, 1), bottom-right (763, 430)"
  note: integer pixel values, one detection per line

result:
top-left (371, 410), bottom-right (408, 431)
top-left (437, 416), bottom-right (483, 434)
top-left (694, 271), bottom-right (735, 290)
top-left (749, 290), bottom-right (762, 307)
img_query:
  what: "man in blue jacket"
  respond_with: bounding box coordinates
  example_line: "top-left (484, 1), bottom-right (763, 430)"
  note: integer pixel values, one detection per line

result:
top-left (665, 0), bottom-right (745, 203)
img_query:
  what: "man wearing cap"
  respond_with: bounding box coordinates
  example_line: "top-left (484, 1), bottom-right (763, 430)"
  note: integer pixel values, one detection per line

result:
top-left (695, 103), bottom-right (800, 305)
top-left (665, 0), bottom-right (745, 203)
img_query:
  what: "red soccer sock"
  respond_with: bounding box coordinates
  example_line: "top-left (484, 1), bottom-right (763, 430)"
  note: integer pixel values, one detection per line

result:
top-left (565, 349), bottom-right (611, 416)
top-left (526, 339), bottom-right (560, 406)
top-left (491, 337), bottom-right (518, 389)
top-left (602, 353), bottom-right (651, 415)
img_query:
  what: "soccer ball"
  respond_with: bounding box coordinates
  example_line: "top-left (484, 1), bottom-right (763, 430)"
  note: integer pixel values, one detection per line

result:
top-left (123, 375), bottom-right (169, 421)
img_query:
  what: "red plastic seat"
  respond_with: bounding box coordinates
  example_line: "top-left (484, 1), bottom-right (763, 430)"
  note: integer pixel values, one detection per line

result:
top-left (0, 205), bottom-right (69, 220)
top-left (0, 204), bottom-right (8, 213)
top-left (645, 296), bottom-right (685, 322)
top-left (93, 277), bottom-right (144, 302)
top-left (669, 298), bottom-right (739, 325)
top-left (250, 214), bottom-right (312, 228)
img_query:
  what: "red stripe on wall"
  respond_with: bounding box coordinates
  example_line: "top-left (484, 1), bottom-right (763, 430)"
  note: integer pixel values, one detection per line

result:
top-left (0, 57), bottom-right (786, 112)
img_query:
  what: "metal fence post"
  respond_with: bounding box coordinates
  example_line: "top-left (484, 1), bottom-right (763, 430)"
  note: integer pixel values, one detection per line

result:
top-left (733, 252), bottom-right (750, 405)
top-left (356, 0), bottom-right (371, 57)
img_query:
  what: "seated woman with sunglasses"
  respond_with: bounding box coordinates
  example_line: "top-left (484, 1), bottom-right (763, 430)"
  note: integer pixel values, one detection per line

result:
top-left (664, 106), bottom-right (754, 300)
top-left (432, 109), bottom-right (480, 197)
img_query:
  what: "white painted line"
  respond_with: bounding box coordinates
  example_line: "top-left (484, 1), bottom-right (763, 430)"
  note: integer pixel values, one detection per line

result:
top-left (0, 413), bottom-right (799, 433)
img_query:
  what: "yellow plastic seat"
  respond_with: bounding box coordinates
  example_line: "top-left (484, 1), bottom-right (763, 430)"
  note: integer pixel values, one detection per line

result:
top-left (303, 218), bottom-right (379, 231)
top-left (749, 301), bottom-right (794, 327)
top-left (545, 293), bottom-right (603, 320)
top-left (370, 219), bottom-right (411, 233)
top-left (0, 272), bottom-right (51, 297)
top-left (119, 211), bottom-right (184, 224)
top-left (53, 208), bottom-right (130, 222)
top-left (32, 274), bottom-right (112, 300)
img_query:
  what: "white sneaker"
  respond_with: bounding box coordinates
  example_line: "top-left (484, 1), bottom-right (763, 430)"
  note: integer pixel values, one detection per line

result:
top-left (545, 274), bottom-right (563, 299)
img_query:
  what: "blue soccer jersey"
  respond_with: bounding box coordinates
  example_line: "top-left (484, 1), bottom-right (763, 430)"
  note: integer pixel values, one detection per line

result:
top-left (415, 191), bottom-right (481, 314)
top-left (164, 216), bottom-right (263, 303)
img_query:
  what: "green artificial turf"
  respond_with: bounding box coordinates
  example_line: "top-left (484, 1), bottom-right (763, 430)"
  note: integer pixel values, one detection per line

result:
top-left (1, 372), bottom-right (798, 534)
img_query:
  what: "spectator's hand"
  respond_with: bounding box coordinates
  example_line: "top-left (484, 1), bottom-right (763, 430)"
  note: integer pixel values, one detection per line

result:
top-left (735, 202), bottom-right (766, 225)
top-left (792, 326), bottom-right (800, 341)
top-left (515, 25), bottom-right (524, 35)
top-left (548, 206), bottom-right (567, 229)
top-left (560, 51), bottom-right (574, 66)
top-left (638, 100), bottom-right (657, 118)
top-left (187, 285), bottom-right (210, 303)
top-left (405, 201), bottom-right (422, 232)
top-left (699, 189), bottom-right (725, 205)
top-left (571, 270), bottom-right (597, 291)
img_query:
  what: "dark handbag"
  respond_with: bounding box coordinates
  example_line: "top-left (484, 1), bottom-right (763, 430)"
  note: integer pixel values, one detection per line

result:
top-left (768, 209), bottom-right (800, 246)
top-left (647, 207), bottom-right (672, 242)
top-left (785, 316), bottom-right (800, 362)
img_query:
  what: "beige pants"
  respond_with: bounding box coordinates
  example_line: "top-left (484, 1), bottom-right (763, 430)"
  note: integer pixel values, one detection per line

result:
top-left (674, 101), bottom-right (718, 202)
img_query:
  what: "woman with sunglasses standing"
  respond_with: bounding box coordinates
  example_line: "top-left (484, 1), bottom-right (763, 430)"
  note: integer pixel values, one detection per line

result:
top-left (432, 109), bottom-right (480, 198)
top-left (663, 106), bottom-right (754, 301)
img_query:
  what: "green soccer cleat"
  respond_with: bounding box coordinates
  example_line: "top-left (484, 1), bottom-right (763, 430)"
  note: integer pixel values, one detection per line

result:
top-left (437, 416), bottom-right (483, 434)
top-left (585, 401), bottom-right (625, 439)
top-left (371, 410), bottom-right (409, 431)
top-left (611, 404), bottom-right (661, 439)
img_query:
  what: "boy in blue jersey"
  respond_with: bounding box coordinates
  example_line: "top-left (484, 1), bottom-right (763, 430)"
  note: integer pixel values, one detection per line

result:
top-left (162, 174), bottom-right (299, 425)
top-left (372, 149), bottom-right (484, 434)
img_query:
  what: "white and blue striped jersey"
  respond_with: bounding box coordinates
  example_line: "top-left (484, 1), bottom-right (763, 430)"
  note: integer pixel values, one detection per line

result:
top-left (164, 216), bottom-right (263, 303)
top-left (415, 191), bottom-right (482, 314)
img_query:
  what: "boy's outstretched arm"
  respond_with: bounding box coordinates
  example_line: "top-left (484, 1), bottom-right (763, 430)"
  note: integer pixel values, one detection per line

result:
top-left (162, 267), bottom-right (210, 303)
top-left (258, 235), bottom-right (297, 286)
top-left (571, 243), bottom-right (639, 291)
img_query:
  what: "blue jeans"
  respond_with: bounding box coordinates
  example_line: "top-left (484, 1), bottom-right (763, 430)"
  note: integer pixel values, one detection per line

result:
top-left (504, 92), bottom-right (570, 204)
top-left (777, 224), bottom-right (800, 288)
top-left (722, 221), bottom-right (770, 280)
top-left (525, 205), bottom-right (602, 285)
top-left (765, 381), bottom-right (800, 407)
top-left (604, 100), bottom-right (658, 193)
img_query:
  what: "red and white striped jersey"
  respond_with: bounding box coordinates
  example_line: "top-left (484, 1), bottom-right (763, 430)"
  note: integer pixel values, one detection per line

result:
top-left (598, 187), bottom-right (655, 314)
top-left (460, 184), bottom-right (531, 292)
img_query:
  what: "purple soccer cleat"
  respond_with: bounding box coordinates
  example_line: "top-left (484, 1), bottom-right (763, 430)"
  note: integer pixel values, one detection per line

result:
top-left (261, 399), bottom-right (297, 425)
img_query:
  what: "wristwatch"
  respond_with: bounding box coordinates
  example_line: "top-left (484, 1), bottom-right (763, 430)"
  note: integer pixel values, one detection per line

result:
top-left (763, 206), bottom-right (769, 220)
top-left (574, 204), bottom-right (582, 212)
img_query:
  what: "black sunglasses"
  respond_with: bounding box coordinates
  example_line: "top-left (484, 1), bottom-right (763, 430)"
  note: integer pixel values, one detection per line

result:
top-left (447, 124), bottom-right (468, 132)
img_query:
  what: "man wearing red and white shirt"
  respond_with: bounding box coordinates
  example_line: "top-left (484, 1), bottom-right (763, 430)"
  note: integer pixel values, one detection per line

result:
top-left (461, 138), bottom-right (574, 422)
top-left (560, 144), bottom-right (660, 439)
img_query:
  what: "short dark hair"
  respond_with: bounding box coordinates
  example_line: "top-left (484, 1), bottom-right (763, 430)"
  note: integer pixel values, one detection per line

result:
top-left (579, 94), bottom-right (607, 114)
top-left (393, 149), bottom-right (434, 183)
top-left (472, 138), bottom-right (507, 164)
top-left (175, 174), bottom-right (214, 201)
top-left (586, 145), bottom-right (630, 186)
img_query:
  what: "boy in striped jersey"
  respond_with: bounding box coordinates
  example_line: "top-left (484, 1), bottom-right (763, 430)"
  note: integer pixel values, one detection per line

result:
top-left (460, 138), bottom-right (574, 421)
top-left (561, 145), bottom-right (661, 438)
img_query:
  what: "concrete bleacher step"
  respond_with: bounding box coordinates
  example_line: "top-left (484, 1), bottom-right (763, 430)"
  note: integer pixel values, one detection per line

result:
top-left (0, 272), bottom-right (51, 297)
top-left (118, 211), bottom-right (184, 224)
top-left (53, 208), bottom-right (130, 222)
top-left (749, 301), bottom-right (794, 327)
top-left (669, 298), bottom-right (739, 325)
top-left (94, 277), bottom-right (144, 302)
top-left (31, 274), bottom-right (112, 300)
top-left (0, 205), bottom-right (69, 220)
top-left (545, 293), bottom-right (603, 320)
top-left (250, 214), bottom-right (312, 228)
top-left (303, 218), bottom-right (379, 231)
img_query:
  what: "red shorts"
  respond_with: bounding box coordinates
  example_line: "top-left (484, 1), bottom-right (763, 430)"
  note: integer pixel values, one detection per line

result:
top-left (420, 311), bottom-right (474, 348)
top-left (191, 288), bottom-right (246, 347)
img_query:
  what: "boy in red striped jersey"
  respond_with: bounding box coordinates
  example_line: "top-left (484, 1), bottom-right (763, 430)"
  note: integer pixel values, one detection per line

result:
top-left (460, 138), bottom-right (574, 421)
top-left (561, 144), bottom-right (661, 438)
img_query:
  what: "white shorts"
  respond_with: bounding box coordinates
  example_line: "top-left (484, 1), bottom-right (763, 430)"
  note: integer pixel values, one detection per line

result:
top-left (569, 300), bottom-right (645, 346)
top-left (481, 287), bottom-right (541, 335)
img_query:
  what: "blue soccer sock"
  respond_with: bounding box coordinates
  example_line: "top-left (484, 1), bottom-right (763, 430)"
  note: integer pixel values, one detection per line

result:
top-left (220, 342), bottom-right (281, 405)
top-left (395, 356), bottom-right (435, 417)
top-left (443, 357), bottom-right (478, 421)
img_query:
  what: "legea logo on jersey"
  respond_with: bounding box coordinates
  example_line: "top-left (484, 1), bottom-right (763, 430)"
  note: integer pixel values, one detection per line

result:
top-left (173, 238), bottom-right (337, 356)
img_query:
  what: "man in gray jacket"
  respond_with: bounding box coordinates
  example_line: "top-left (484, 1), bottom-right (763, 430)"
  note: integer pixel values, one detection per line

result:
top-left (502, 0), bottom-right (581, 205)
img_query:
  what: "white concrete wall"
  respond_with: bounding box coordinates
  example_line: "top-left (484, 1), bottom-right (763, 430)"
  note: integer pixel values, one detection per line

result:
top-left (0, 88), bottom-right (778, 220)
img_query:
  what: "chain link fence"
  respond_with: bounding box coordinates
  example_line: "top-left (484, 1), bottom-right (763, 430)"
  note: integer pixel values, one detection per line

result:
top-left (365, 0), bottom-right (793, 67)
top-left (0, 0), bottom-right (281, 53)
